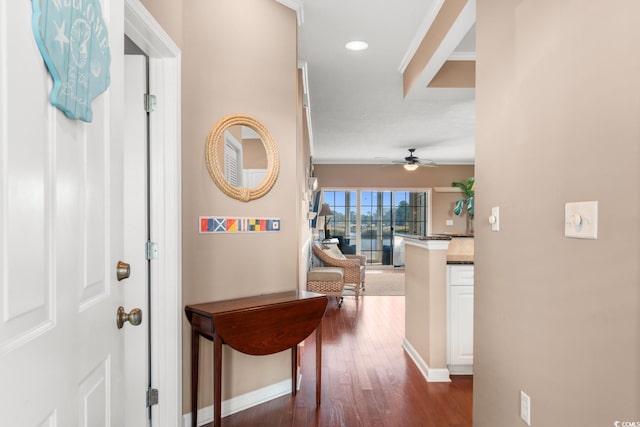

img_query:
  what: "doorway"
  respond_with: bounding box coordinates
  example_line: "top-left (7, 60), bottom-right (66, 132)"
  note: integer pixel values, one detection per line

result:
top-left (124, 0), bottom-right (182, 424)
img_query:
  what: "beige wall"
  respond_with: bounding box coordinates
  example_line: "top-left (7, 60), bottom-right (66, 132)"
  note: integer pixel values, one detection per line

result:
top-left (403, 0), bottom-right (468, 95)
top-left (139, 0), bottom-right (183, 47)
top-left (298, 68), bottom-right (314, 288)
top-left (432, 191), bottom-right (470, 235)
top-left (314, 164), bottom-right (474, 235)
top-left (181, 0), bottom-right (298, 414)
top-left (242, 138), bottom-right (268, 169)
top-left (475, 1), bottom-right (640, 425)
top-left (428, 60), bottom-right (475, 88)
top-left (405, 242), bottom-right (448, 369)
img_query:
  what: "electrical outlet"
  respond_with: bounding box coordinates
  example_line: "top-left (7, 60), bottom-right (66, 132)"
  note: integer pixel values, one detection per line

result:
top-left (446, 219), bottom-right (454, 226)
top-left (520, 390), bottom-right (531, 426)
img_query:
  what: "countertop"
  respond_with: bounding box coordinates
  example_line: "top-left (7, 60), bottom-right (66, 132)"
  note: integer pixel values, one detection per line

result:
top-left (447, 259), bottom-right (474, 265)
top-left (397, 233), bottom-right (474, 241)
top-left (397, 233), bottom-right (475, 264)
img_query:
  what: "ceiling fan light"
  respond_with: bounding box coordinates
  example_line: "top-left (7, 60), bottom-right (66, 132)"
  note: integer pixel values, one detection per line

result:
top-left (403, 163), bottom-right (419, 171)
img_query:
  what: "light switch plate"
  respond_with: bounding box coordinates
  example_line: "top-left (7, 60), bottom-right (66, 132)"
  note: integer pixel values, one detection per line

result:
top-left (520, 390), bottom-right (531, 426)
top-left (490, 206), bottom-right (500, 231)
top-left (565, 201), bottom-right (598, 239)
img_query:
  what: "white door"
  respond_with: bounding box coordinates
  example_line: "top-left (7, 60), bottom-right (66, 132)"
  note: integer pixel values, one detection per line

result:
top-left (0, 1), bottom-right (131, 425)
top-left (124, 54), bottom-right (151, 425)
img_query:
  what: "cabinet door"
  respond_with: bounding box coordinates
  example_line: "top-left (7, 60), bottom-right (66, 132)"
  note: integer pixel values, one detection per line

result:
top-left (449, 285), bottom-right (474, 366)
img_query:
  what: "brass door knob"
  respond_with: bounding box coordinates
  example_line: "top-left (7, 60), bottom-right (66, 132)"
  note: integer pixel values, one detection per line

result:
top-left (117, 306), bottom-right (142, 329)
top-left (116, 261), bottom-right (130, 281)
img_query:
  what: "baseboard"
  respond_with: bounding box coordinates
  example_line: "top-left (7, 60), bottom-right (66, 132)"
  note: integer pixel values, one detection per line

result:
top-left (183, 373), bottom-right (302, 427)
top-left (448, 364), bottom-right (473, 375)
top-left (402, 339), bottom-right (451, 383)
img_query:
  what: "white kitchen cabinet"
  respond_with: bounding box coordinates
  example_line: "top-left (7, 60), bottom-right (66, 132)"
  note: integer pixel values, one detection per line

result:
top-left (447, 264), bottom-right (474, 374)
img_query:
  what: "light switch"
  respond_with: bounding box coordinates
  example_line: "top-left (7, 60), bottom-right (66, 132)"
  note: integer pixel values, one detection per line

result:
top-left (489, 206), bottom-right (500, 231)
top-left (565, 201), bottom-right (598, 239)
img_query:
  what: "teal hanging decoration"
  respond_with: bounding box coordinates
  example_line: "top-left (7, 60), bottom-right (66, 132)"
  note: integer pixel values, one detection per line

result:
top-left (32, 0), bottom-right (111, 122)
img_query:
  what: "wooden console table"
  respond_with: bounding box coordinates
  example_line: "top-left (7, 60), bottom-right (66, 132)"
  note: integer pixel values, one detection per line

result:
top-left (185, 290), bottom-right (328, 427)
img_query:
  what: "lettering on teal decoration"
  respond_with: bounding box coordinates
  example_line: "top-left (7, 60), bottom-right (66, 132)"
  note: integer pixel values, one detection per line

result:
top-left (32, 0), bottom-right (111, 122)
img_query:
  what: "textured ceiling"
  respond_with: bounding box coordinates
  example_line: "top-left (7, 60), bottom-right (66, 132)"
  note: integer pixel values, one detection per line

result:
top-left (298, 0), bottom-right (476, 166)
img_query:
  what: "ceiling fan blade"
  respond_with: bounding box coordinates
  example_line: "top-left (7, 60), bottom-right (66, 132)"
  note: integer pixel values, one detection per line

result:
top-left (418, 161), bottom-right (438, 167)
top-left (381, 149), bottom-right (438, 167)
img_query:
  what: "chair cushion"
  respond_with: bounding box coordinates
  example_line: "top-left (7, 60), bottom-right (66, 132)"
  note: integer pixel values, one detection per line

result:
top-left (307, 267), bottom-right (343, 282)
top-left (322, 244), bottom-right (346, 260)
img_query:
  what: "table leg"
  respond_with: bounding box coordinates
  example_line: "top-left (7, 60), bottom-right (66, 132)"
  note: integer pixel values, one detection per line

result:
top-left (214, 333), bottom-right (223, 427)
top-left (191, 329), bottom-right (199, 427)
top-left (316, 320), bottom-right (322, 406)
top-left (291, 345), bottom-right (298, 396)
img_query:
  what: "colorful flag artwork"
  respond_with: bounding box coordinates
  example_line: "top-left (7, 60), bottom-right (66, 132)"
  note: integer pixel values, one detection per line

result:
top-left (199, 217), bottom-right (281, 234)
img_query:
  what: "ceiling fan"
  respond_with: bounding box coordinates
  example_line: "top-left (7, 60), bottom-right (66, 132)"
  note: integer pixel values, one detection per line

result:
top-left (392, 148), bottom-right (438, 170)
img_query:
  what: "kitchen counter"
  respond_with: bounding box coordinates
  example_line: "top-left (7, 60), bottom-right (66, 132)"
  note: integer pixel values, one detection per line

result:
top-left (445, 236), bottom-right (474, 264)
top-left (402, 234), bottom-right (474, 383)
top-left (447, 259), bottom-right (474, 265)
top-left (395, 234), bottom-right (474, 266)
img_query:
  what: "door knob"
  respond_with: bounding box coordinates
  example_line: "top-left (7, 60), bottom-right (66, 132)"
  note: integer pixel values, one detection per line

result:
top-left (116, 261), bottom-right (130, 281)
top-left (117, 306), bottom-right (142, 329)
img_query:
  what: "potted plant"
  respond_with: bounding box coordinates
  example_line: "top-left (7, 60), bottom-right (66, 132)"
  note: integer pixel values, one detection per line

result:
top-left (452, 177), bottom-right (475, 235)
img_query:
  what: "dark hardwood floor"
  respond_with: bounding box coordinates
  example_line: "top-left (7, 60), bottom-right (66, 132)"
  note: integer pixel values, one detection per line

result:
top-left (207, 295), bottom-right (472, 427)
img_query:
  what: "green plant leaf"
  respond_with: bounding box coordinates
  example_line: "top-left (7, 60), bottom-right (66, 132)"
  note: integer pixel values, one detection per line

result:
top-left (452, 177), bottom-right (475, 198)
top-left (451, 181), bottom-right (465, 191)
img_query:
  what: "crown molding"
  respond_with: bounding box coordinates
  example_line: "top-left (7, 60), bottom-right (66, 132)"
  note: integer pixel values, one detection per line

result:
top-left (275, 0), bottom-right (304, 25)
top-left (448, 51), bottom-right (476, 61)
top-left (298, 61), bottom-right (314, 155)
top-left (398, 0), bottom-right (445, 73)
top-left (403, 0), bottom-right (476, 100)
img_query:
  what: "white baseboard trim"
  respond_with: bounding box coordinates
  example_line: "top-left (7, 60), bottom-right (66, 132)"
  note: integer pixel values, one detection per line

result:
top-left (448, 364), bottom-right (473, 375)
top-left (183, 373), bottom-right (302, 427)
top-left (402, 339), bottom-right (451, 383)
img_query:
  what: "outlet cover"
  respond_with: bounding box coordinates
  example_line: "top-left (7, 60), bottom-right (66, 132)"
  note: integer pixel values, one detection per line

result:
top-left (490, 206), bottom-right (500, 231)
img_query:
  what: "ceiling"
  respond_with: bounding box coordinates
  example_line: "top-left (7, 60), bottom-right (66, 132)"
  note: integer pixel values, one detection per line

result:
top-left (296, 0), bottom-right (476, 166)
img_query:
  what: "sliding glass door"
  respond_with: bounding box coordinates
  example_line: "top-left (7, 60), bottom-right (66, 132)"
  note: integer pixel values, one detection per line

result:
top-left (322, 189), bottom-right (429, 266)
top-left (322, 190), bottom-right (357, 253)
top-left (360, 191), bottom-right (391, 264)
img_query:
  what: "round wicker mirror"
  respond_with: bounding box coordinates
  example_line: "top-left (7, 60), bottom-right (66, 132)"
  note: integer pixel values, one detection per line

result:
top-left (205, 114), bottom-right (280, 202)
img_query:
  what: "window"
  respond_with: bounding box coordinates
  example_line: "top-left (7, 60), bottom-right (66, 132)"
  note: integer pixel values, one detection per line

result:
top-left (322, 189), bottom-right (429, 265)
top-left (322, 190), bottom-right (357, 252)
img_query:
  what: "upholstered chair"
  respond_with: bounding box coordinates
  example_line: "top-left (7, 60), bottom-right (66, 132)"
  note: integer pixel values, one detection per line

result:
top-left (311, 242), bottom-right (366, 296)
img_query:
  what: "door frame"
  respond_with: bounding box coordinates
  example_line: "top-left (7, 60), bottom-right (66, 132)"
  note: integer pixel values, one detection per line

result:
top-left (124, 1), bottom-right (182, 425)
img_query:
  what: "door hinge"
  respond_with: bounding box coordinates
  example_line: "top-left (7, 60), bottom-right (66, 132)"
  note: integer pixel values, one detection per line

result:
top-left (147, 388), bottom-right (159, 407)
top-left (144, 94), bottom-right (157, 113)
top-left (146, 241), bottom-right (159, 260)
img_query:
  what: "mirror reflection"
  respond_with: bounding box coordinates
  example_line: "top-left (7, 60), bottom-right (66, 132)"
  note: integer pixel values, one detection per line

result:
top-left (221, 125), bottom-right (268, 189)
top-left (205, 114), bottom-right (279, 202)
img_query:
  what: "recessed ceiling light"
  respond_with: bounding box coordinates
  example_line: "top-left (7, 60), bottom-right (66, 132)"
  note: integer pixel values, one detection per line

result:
top-left (345, 40), bottom-right (368, 51)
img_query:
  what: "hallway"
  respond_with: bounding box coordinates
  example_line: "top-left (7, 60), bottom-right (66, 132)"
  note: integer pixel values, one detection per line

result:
top-left (215, 295), bottom-right (473, 426)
